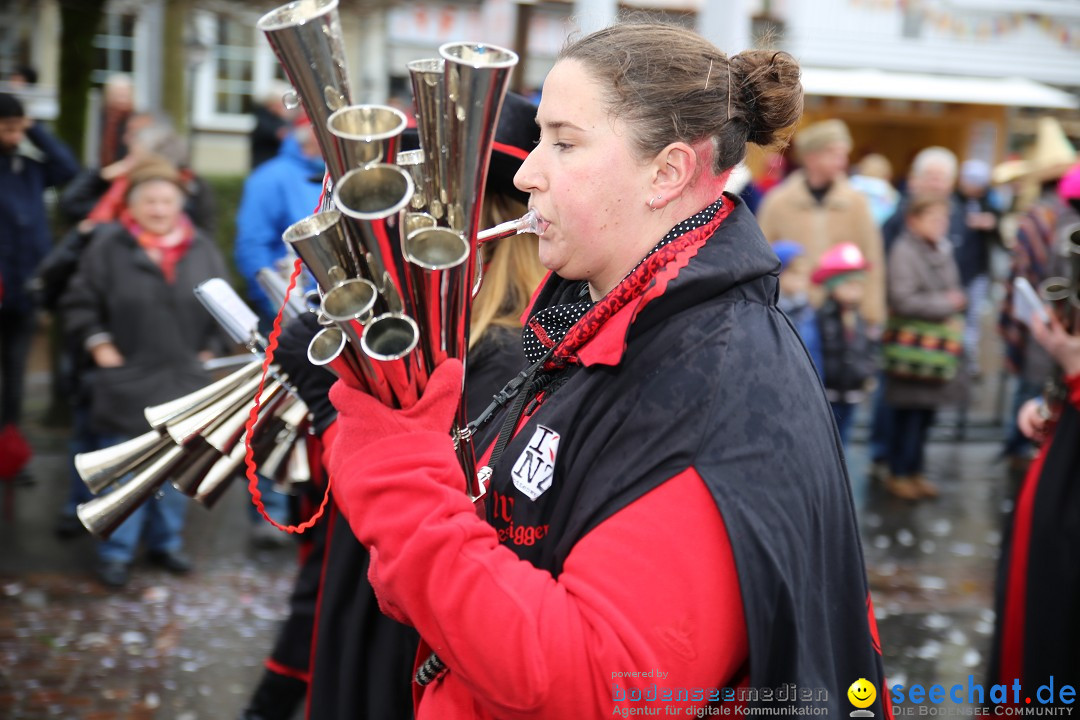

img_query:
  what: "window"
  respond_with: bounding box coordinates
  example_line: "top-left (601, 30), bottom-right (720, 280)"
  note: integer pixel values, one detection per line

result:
top-left (0, 0), bottom-right (37, 80)
top-left (92, 12), bottom-right (137, 85)
top-left (212, 15), bottom-right (256, 116)
top-left (191, 10), bottom-right (286, 132)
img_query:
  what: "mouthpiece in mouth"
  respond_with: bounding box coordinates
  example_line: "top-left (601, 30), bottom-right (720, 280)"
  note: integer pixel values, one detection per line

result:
top-left (476, 209), bottom-right (545, 243)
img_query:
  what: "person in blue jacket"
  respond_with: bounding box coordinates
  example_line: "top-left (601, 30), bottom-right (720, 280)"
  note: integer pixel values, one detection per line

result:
top-left (0, 92), bottom-right (79, 441)
top-left (234, 115), bottom-right (324, 322)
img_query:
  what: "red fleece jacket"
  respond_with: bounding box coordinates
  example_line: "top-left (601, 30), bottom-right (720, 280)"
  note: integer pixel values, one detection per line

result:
top-left (326, 363), bottom-right (748, 719)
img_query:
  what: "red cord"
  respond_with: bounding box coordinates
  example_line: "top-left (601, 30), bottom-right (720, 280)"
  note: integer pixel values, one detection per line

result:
top-left (244, 175), bottom-right (333, 535)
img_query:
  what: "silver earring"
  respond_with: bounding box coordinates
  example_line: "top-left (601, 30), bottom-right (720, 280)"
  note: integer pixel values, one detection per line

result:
top-left (648, 195), bottom-right (662, 211)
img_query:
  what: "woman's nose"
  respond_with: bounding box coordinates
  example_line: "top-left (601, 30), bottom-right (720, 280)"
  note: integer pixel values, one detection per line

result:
top-left (513, 148), bottom-right (542, 195)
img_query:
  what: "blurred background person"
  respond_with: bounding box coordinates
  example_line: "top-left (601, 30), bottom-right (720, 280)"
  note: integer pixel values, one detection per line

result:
top-left (250, 81), bottom-right (294, 170)
top-left (955, 158), bottom-right (1001, 377)
top-left (849, 153), bottom-right (900, 227)
top-left (771, 239), bottom-right (822, 372)
top-left (4, 65), bottom-right (38, 89)
top-left (60, 113), bottom-right (217, 237)
top-left (990, 308), bottom-right (1080, 701)
top-left (750, 150), bottom-right (787, 204)
top-left (50, 115), bottom-right (218, 537)
top-left (0, 92), bottom-right (79, 480)
top-left (234, 113), bottom-right (323, 324)
top-left (757, 118), bottom-right (886, 327)
top-left (882, 146), bottom-right (962, 253)
top-left (59, 156), bottom-right (230, 588)
top-left (98, 73), bottom-right (135, 168)
top-left (871, 145), bottom-right (965, 477)
top-left (997, 118), bottom-right (1078, 471)
top-left (810, 243), bottom-right (877, 451)
top-left (882, 196), bottom-right (967, 500)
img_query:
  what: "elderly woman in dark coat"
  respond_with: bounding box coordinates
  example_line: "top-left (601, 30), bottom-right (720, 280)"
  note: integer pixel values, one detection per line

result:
top-left (60, 155), bottom-right (230, 588)
top-left (883, 195), bottom-right (968, 500)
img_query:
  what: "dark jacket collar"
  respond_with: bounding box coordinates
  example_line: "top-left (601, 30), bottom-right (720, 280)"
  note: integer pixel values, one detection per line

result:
top-left (527, 195), bottom-right (779, 368)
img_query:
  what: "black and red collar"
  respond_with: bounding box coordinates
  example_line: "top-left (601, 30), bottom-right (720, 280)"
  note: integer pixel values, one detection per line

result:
top-left (521, 197), bottom-right (732, 369)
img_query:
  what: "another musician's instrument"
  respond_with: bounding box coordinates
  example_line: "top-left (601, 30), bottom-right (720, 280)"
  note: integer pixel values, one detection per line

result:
top-left (1037, 222), bottom-right (1080, 418)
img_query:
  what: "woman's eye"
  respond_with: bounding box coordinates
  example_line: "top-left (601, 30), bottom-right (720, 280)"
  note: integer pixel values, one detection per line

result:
top-left (553, 142), bottom-right (572, 151)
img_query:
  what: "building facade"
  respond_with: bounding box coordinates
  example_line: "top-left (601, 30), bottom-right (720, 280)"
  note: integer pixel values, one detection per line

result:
top-left (0, 0), bottom-right (1077, 176)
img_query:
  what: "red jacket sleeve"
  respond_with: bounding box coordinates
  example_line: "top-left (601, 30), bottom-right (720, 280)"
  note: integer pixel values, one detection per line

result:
top-left (1067, 372), bottom-right (1080, 411)
top-left (329, 429), bottom-right (747, 719)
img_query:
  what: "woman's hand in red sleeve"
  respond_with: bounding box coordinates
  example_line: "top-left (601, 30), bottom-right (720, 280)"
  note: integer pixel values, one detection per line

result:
top-left (328, 358), bottom-right (464, 448)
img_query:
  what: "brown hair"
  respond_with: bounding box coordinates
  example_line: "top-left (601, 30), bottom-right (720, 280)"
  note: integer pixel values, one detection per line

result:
top-left (469, 193), bottom-right (548, 349)
top-left (558, 22), bottom-right (803, 174)
top-left (904, 194), bottom-right (949, 219)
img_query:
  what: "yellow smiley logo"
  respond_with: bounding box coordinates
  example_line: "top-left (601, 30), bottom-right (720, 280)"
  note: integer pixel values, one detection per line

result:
top-left (847, 678), bottom-right (877, 709)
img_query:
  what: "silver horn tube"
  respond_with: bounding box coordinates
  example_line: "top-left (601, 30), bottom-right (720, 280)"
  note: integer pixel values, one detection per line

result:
top-left (402, 226), bottom-right (471, 374)
top-left (327, 104), bottom-right (408, 174)
top-left (165, 373), bottom-right (266, 446)
top-left (77, 444), bottom-right (190, 539)
top-left (144, 361), bottom-right (263, 429)
top-left (171, 381), bottom-right (288, 496)
top-left (437, 42), bottom-right (518, 499)
top-left (283, 210), bottom-right (368, 293)
top-left (332, 163), bottom-right (416, 315)
top-left (193, 398), bottom-right (294, 508)
top-left (360, 313), bottom-right (425, 409)
top-left (74, 429), bottom-right (174, 495)
top-left (257, 0), bottom-right (352, 181)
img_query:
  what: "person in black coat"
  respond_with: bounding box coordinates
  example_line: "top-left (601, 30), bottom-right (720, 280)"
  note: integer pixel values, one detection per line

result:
top-left (59, 155), bottom-right (230, 588)
top-left (250, 84), bottom-right (292, 170)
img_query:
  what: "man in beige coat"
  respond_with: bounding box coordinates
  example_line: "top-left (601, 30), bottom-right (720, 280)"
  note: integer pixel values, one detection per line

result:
top-left (757, 119), bottom-right (886, 326)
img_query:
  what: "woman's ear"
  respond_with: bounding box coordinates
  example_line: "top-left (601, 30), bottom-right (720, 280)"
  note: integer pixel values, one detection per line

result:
top-left (648, 141), bottom-right (700, 209)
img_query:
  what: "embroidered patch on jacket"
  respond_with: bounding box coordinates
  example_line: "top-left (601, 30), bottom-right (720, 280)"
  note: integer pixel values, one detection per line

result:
top-left (511, 425), bottom-right (560, 500)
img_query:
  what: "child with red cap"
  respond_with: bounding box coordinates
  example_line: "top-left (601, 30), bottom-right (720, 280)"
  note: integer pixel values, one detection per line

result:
top-left (811, 243), bottom-right (878, 450)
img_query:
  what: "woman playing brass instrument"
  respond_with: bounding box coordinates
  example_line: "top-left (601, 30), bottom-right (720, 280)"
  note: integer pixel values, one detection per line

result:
top-left (325, 23), bottom-right (887, 718)
top-left (990, 165), bottom-right (1080, 701)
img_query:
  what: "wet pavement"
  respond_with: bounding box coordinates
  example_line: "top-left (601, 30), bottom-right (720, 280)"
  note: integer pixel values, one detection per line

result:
top-left (0, 319), bottom-right (1023, 718)
top-left (1, 332), bottom-right (302, 719)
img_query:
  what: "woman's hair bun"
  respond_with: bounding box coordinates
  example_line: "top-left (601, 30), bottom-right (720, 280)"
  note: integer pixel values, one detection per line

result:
top-left (729, 50), bottom-right (803, 148)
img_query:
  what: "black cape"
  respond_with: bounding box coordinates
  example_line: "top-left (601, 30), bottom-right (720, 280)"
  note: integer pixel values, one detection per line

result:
top-left (481, 197), bottom-right (888, 715)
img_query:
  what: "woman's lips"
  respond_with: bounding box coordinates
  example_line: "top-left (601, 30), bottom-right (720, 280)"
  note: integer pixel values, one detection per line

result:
top-left (530, 209), bottom-right (551, 236)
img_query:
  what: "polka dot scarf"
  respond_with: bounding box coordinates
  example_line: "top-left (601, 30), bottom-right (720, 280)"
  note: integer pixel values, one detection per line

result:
top-left (521, 198), bottom-right (726, 364)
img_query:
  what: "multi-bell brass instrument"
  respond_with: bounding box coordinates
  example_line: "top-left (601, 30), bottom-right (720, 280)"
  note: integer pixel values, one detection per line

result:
top-left (257, 0), bottom-right (518, 501)
top-left (73, 363), bottom-right (301, 539)
top-left (73, 270), bottom-right (314, 539)
top-left (1039, 223), bottom-right (1080, 334)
